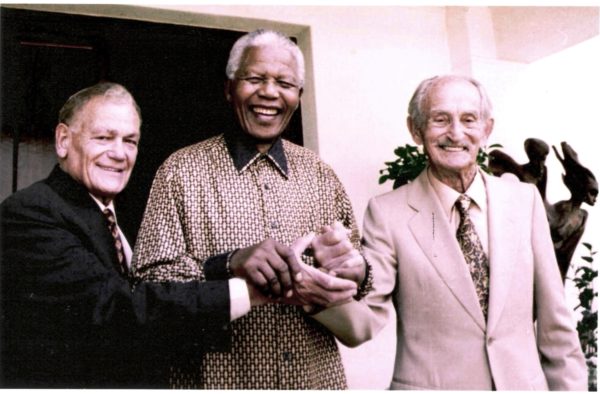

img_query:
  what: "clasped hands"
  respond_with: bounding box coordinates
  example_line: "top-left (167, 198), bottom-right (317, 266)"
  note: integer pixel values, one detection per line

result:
top-left (229, 222), bottom-right (366, 311)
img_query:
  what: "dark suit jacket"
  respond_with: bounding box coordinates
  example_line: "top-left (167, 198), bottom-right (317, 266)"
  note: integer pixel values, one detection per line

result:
top-left (0, 165), bottom-right (231, 388)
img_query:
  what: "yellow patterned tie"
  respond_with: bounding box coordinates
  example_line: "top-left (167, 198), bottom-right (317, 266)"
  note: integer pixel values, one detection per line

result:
top-left (455, 195), bottom-right (489, 319)
top-left (103, 208), bottom-right (127, 276)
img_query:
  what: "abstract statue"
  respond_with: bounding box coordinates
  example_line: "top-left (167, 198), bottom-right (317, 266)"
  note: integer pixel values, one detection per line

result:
top-left (547, 142), bottom-right (598, 281)
top-left (489, 138), bottom-right (549, 200)
top-left (489, 140), bottom-right (597, 282)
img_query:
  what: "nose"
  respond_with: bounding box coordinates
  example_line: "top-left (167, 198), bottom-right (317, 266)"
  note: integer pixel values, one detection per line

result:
top-left (447, 118), bottom-right (465, 139)
top-left (257, 79), bottom-right (279, 98)
top-left (107, 140), bottom-right (127, 160)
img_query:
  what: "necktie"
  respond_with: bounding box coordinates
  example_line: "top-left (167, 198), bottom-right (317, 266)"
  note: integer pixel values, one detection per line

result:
top-left (455, 194), bottom-right (489, 319)
top-left (103, 208), bottom-right (128, 276)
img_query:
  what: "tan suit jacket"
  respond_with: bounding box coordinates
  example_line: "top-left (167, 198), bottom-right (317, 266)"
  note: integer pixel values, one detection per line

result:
top-left (361, 170), bottom-right (587, 390)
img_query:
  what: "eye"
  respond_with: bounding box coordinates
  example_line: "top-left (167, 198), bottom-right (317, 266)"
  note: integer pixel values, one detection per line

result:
top-left (462, 115), bottom-right (478, 127)
top-left (125, 138), bottom-right (138, 147)
top-left (243, 77), bottom-right (263, 84)
top-left (431, 115), bottom-right (449, 127)
top-left (277, 80), bottom-right (297, 89)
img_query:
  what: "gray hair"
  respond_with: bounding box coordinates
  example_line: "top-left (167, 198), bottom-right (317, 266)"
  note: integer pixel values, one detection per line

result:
top-left (58, 82), bottom-right (142, 126)
top-left (226, 29), bottom-right (305, 88)
top-left (407, 75), bottom-right (493, 132)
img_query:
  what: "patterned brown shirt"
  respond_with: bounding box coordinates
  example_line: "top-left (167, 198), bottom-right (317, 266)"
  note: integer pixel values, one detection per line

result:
top-left (132, 133), bottom-right (362, 389)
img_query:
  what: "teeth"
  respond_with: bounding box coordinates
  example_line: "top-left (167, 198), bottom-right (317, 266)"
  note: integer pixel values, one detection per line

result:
top-left (441, 146), bottom-right (465, 152)
top-left (253, 107), bottom-right (278, 116)
top-left (100, 166), bottom-right (122, 172)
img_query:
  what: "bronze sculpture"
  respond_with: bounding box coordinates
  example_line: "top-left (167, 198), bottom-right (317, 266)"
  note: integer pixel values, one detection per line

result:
top-left (489, 140), bottom-right (597, 282)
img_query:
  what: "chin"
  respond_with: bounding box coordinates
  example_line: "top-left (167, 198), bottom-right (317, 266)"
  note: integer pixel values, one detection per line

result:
top-left (248, 130), bottom-right (283, 142)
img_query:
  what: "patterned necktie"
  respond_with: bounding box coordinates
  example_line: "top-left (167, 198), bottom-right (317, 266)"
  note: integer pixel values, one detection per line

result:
top-left (103, 208), bottom-right (127, 276)
top-left (455, 194), bottom-right (489, 319)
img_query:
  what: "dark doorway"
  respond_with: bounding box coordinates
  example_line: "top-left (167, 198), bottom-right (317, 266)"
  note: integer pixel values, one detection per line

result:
top-left (1, 7), bottom-right (304, 241)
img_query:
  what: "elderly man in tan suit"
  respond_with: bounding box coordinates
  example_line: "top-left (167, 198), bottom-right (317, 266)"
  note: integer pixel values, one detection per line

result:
top-left (361, 75), bottom-right (587, 390)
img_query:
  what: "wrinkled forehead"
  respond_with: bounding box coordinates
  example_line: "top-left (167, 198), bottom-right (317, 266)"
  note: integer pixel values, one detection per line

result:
top-left (239, 45), bottom-right (299, 78)
top-left (426, 78), bottom-right (483, 113)
top-left (74, 96), bottom-right (139, 123)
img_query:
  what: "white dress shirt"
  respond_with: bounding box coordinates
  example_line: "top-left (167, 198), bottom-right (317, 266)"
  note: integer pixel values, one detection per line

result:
top-left (427, 168), bottom-right (489, 255)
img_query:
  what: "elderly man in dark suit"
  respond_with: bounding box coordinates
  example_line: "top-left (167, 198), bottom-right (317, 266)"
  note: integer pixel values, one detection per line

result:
top-left (0, 82), bottom-right (273, 388)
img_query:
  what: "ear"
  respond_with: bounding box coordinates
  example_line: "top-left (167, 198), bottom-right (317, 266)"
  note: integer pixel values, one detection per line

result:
top-left (407, 116), bottom-right (423, 145)
top-left (224, 80), bottom-right (232, 103)
top-left (55, 123), bottom-right (70, 159)
top-left (482, 117), bottom-right (495, 146)
top-left (298, 87), bottom-right (304, 99)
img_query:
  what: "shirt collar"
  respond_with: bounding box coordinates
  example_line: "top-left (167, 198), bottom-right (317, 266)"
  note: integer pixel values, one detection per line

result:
top-left (90, 194), bottom-right (117, 217)
top-left (427, 167), bottom-right (487, 219)
top-left (224, 131), bottom-right (289, 177)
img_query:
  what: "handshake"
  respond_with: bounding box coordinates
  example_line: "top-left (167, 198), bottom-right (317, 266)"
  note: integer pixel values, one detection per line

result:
top-left (228, 222), bottom-right (366, 312)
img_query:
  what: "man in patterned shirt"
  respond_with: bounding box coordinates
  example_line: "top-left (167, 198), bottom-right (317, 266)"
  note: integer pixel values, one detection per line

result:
top-left (132, 29), bottom-right (381, 389)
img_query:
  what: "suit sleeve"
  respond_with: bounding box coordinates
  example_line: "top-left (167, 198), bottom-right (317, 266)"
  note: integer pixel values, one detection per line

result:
top-left (0, 191), bottom-right (231, 356)
top-left (530, 187), bottom-right (588, 390)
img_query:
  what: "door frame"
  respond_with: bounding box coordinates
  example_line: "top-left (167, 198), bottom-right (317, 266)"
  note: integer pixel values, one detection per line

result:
top-left (2, 3), bottom-right (320, 153)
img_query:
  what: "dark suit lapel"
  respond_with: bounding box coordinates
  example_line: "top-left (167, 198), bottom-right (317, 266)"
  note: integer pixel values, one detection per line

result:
top-left (407, 171), bottom-right (487, 331)
top-left (484, 174), bottom-right (519, 334)
top-left (45, 166), bottom-right (118, 271)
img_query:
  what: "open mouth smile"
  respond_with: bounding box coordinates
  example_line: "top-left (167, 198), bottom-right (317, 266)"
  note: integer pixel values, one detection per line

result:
top-left (251, 106), bottom-right (280, 116)
top-left (98, 165), bottom-right (124, 173)
top-left (438, 143), bottom-right (468, 152)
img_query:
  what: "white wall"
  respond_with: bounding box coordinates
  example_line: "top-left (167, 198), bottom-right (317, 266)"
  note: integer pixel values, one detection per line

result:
top-left (486, 36), bottom-right (600, 320)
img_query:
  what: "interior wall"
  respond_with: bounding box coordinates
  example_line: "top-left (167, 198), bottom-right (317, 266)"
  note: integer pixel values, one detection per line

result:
top-left (3, 4), bottom-right (598, 390)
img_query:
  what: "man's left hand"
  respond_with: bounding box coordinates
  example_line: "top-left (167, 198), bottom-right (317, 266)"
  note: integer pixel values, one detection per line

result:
top-left (282, 233), bottom-right (357, 309)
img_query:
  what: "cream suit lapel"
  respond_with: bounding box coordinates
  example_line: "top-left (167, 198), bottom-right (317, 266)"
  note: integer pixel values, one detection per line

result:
top-left (407, 171), bottom-right (487, 331)
top-left (484, 174), bottom-right (520, 334)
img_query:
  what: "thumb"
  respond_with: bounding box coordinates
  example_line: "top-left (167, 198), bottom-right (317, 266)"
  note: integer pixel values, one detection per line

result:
top-left (291, 232), bottom-right (315, 259)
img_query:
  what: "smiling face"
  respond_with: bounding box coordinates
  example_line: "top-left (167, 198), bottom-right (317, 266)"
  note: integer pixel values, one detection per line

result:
top-left (226, 45), bottom-right (303, 152)
top-left (55, 96), bottom-right (140, 203)
top-left (408, 78), bottom-right (494, 191)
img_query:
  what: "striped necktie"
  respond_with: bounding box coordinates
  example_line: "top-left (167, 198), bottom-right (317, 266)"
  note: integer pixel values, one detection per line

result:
top-left (455, 194), bottom-right (489, 319)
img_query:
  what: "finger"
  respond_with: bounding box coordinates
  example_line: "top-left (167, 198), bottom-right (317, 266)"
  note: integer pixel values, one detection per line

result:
top-left (303, 304), bottom-right (315, 314)
top-left (267, 254), bottom-right (293, 298)
top-left (288, 233), bottom-right (315, 281)
top-left (310, 287), bottom-right (357, 307)
top-left (246, 268), bottom-right (269, 293)
top-left (256, 263), bottom-right (282, 297)
top-left (331, 221), bottom-right (347, 232)
top-left (332, 221), bottom-right (353, 241)
top-left (324, 250), bottom-right (363, 270)
top-left (303, 263), bottom-right (357, 291)
top-left (314, 239), bottom-right (354, 266)
top-left (313, 227), bottom-right (347, 247)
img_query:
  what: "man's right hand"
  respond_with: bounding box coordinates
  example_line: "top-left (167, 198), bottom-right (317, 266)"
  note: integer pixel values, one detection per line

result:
top-left (229, 239), bottom-right (303, 298)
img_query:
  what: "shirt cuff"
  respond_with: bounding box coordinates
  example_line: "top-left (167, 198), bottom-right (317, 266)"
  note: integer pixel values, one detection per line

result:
top-left (229, 277), bottom-right (251, 321)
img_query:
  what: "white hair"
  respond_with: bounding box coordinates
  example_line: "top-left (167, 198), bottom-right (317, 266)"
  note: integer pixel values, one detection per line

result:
top-left (226, 29), bottom-right (305, 88)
